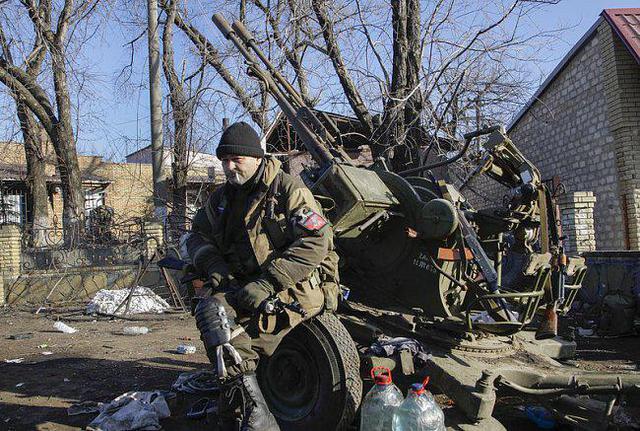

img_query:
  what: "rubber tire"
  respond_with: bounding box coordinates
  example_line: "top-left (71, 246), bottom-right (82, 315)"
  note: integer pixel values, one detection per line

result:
top-left (257, 312), bottom-right (362, 431)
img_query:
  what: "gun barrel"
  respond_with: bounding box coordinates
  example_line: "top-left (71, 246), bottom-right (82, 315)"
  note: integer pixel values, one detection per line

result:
top-left (232, 20), bottom-right (306, 109)
top-left (212, 13), bottom-right (336, 168)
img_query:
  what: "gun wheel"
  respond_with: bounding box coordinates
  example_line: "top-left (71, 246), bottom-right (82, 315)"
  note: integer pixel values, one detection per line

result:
top-left (257, 312), bottom-right (362, 431)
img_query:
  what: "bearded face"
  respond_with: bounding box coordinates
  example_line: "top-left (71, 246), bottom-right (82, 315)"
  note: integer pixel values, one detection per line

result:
top-left (221, 155), bottom-right (262, 185)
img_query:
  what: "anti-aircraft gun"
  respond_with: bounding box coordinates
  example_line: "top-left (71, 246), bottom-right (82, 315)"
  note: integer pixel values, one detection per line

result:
top-left (211, 14), bottom-right (640, 431)
top-left (212, 14), bottom-right (580, 334)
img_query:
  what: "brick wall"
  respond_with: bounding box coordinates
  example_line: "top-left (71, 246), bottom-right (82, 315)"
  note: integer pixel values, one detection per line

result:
top-left (558, 192), bottom-right (597, 254)
top-left (498, 23), bottom-right (636, 250)
top-left (0, 225), bottom-right (21, 305)
top-left (83, 160), bottom-right (155, 220)
top-left (599, 21), bottom-right (640, 249)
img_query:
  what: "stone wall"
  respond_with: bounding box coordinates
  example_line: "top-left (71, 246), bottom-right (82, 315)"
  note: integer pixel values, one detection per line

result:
top-left (0, 221), bottom-right (164, 305)
top-left (5, 265), bottom-right (136, 306)
top-left (507, 27), bottom-right (623, 250)
top-left (599, 21), bottom-right (640, 249)
top-left (558, 192), bottom-right (597, 254)
top-left (0, 225), bottom-right (21, 306)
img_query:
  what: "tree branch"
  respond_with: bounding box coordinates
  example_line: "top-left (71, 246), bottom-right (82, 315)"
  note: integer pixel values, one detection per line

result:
top-left (311, 0), bottom-right (373, 134)
top-left (0, 65), bottom-right (55, 134)
top-left (159, 0), bottom-right (266, 129)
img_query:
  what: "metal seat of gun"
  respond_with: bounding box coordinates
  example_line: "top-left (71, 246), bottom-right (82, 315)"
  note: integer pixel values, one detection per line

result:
top-left (465, 253), bottom-right (552, 335)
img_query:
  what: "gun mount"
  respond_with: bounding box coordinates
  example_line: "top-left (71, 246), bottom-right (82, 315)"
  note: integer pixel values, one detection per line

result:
top-left (212, 13), bottom-right (583, 331)
top-left (208, 14), bottom-right (638, 431)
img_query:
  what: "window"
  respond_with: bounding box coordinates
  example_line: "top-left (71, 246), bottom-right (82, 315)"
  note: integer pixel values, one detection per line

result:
top-left (0, 190), bottom-right (25, 225)
top-left (84, 189), bottom-right (105, 218)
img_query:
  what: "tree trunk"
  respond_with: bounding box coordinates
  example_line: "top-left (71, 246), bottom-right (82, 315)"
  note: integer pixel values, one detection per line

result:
top-left (162, 0), bottom-right (189, 237)
top-left (1, 23), bottom-right (49, 245)
top-left (403, 0), bottom-right (423, 171)
top-left (16, 102), bottom-right (49, 246)
top-left (381, 0), bottom-right (408, 171)
top-left (51, 49), bottom-right (85, 245)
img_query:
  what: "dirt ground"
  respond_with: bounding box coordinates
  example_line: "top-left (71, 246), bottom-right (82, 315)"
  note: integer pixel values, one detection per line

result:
top-left (0, 308), bottom-right (639, 431)
top-left (0, 309), bottom-right (210, 431)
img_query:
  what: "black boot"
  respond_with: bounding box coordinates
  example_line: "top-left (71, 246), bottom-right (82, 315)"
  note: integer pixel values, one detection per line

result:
top-left (218, 372), bottom-right (280, 431)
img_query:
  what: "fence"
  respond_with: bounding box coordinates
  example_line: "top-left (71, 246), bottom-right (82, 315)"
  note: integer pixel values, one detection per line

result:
top-left (0, 215), bottom-right (164, 306)
top-left (19, 213), bottom-right (151, 271)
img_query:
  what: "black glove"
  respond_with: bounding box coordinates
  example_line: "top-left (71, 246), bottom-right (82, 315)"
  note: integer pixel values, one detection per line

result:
top-left (236, 279), bottom-right (275, 312)
top-left (210, 272), bottom-right (238, 292)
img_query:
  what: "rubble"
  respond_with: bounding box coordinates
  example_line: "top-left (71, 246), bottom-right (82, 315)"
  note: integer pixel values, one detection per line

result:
top-left (86, 287), bottom-right (170, 315)
top-left (87, 391), bottom-right (171, 431)
top-left (54, 321), bottom-right (77, 334)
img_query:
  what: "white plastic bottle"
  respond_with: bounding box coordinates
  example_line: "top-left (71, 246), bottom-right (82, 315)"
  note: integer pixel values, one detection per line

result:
top-left (392, 377), bottom-right (445, 431)
top-left (360, 367), bottom-right (404, 431)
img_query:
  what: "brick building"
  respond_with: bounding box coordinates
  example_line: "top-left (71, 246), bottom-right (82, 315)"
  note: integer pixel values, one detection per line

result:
top-left (0, 141), bottom-right (220, 229)
top-left (478, 9), bottom-right (640, 251)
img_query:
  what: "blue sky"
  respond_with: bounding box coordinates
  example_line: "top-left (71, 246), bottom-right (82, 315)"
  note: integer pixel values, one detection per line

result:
top-left (2, 0), bottom-right (638, 161)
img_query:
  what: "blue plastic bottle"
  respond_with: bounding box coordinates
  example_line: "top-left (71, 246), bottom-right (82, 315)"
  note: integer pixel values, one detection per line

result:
top-left (392, 377), bottom-right (445, 431)
top-left (360, 367), bottom-right (404, 431)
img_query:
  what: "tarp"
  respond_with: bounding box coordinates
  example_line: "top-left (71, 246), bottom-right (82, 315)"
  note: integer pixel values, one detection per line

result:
top-left (87, 287), bottom-right (170, 315)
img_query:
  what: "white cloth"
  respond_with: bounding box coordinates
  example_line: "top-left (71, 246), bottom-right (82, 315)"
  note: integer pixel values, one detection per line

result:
top-left (87, 287), bottom-right (170, 315)
top-left (87, 391), bottom-right (170, 431)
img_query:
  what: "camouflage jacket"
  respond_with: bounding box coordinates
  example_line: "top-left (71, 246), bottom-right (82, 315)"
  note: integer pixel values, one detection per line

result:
top-left (186, 156), bottom-right (340, 316)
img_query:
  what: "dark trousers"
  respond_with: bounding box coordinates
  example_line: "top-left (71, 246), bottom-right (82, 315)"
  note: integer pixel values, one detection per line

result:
top-left (211, 290), bottom-right (316, 377)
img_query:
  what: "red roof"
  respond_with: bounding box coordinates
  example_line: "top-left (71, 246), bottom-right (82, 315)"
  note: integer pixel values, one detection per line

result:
top-left (602, 8), bottom-right (640, 64)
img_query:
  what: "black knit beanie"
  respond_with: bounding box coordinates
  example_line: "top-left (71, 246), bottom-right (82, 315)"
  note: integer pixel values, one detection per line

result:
top-left (216, 122), bottom-right (264, 158)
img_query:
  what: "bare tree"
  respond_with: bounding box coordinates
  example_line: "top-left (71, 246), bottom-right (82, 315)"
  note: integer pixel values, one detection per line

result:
top-left (161, 0), bottom-right (190, 235)
top-left (0, 17), bottom-right (49, 244)
top-left (0, 0), bottom-right (104, 242)
top-left (158, 0), bottom-right (267, 130)
top-left (143, 0), bottom-right (564, 180)
top-left (308, 0), bottom-right (562, 170)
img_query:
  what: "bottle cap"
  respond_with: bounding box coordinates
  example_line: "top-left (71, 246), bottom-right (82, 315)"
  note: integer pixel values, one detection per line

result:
top-left (371, 366), bottom-right (392, 385)
top-left (410, 376), bottom-right (430, 394)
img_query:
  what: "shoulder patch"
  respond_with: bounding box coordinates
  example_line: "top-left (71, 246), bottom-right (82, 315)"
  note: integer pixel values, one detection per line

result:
top-left (294, 208), bottom-right (327, 234)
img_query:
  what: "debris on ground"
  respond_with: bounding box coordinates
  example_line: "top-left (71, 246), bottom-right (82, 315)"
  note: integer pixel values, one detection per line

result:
top-left (471, 310), bottom-right (520, 324)
top-left (175, 344), bottom-right (196, 355)
top-left (8, 333), bottom-right (33, 340)
top-left (122, 326), bottom-right (149, 336)
top-left (598, 291), bottom-right (636, 336)
top-left (525, 405), bottom-right (555, 429)
top-left (577, 327), bottom-right (595, 337)
top-left (613, 405), bottom-right (640, 428)
top-left (186, 397), bottom-right (217, 420)
top-left (5, 357), bottom-right (25, 363)
top-left (366, 335), bottom-right (431, 367)
top-left (87, 391), bottom-right (171, 431)
top-left (87, 287), bottom-right (170, 315)
top-left (68, 401), bottom-right (103, 416)
top-left (54, 321), bottom-right (78, 334)
top-left (171, 370), bottom-right (218, 394)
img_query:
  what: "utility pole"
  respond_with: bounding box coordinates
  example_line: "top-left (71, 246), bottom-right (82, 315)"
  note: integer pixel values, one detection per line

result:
top-left (147, 0), bottom-right (166, 221)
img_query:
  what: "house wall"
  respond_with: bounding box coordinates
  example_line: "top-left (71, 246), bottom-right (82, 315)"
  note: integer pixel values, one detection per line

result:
top-left (1, 141), bottom-right (221, 230)
top-left (478, 23), bottom-right (640, 251)
top-left (599, 21), bottom-right (640, 249)
top-left (83, 160), bottom-right (155, 220)
top-left (509, 26), bottom-right (623, 250)
top-left (27, 157), bottom-right (157, 228)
